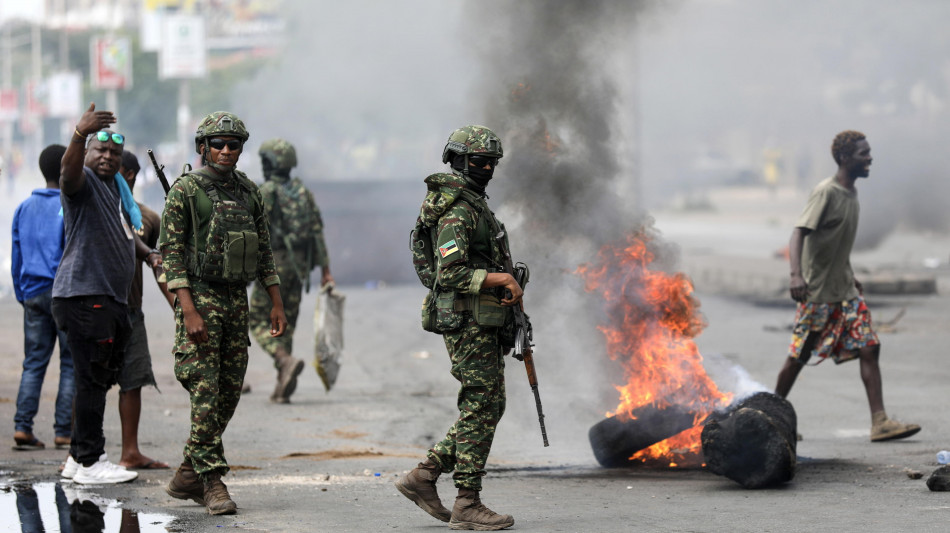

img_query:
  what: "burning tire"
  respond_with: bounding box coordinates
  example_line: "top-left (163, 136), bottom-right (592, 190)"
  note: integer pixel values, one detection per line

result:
top-left (700, 392), bottom-right (797, 489)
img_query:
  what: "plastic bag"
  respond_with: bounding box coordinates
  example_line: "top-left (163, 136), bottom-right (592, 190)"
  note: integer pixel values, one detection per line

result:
top-left (313, 283), bottom-right (345, 391)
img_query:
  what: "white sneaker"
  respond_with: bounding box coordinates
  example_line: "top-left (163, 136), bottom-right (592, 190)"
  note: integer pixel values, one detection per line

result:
top-left (72, 454), bottom-right (138, 484)
top-left (61, 455), bottom-right (79, 479)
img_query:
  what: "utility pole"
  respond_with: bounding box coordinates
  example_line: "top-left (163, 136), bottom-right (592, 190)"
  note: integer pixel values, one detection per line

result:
top-left (30, 22), bottom-right (42, 160)
top-left (2, 23), bottom-right (12, 181)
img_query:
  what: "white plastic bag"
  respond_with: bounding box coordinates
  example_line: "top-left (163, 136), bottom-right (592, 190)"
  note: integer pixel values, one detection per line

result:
top-left (313, 283), bottom-right (345, 391)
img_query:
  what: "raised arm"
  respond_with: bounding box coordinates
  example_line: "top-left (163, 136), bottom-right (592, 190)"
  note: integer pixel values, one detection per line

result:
top-left (61, 103), bottom-right (116, 196)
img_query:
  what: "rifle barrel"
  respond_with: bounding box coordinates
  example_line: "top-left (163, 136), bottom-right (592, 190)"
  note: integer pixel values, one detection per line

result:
top-left (532, 385), bottom-right (549, 447)
top-left (147, 149), bottom-right (171, 195)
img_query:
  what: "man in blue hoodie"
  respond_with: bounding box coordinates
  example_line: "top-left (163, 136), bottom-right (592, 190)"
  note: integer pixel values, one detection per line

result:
top-left (11, 144), bottom-right (74, 451)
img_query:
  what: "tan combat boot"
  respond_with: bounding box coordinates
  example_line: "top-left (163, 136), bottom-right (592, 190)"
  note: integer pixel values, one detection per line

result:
top-left (165, 462), bottom-right (204, 505)
top-left (394, 458), bottom-right (451, 522)
top-left (449, 488), bottom-right (514, 531)
top-left (870, 411), bottom-right (921, 442)
top-left (202, 472), bottom-right (237, 515)
top-left (271, 347), bottom-right (304, 404)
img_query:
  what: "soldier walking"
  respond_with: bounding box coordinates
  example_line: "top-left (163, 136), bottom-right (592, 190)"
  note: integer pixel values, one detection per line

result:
top-left (250, 138), bottom-right (332, 403)
top-left (159, 112), bottom-right (288, 515)
top-left (396, 126), bottom-right (521, 531)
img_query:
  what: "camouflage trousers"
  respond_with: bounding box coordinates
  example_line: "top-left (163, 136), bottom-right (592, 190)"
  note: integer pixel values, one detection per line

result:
top-left (173, 280), bottom-right (250, 478)
top-left (250, 255), bottom-right (303, 364)
top-left (429, 317), bottom-right (506, 491)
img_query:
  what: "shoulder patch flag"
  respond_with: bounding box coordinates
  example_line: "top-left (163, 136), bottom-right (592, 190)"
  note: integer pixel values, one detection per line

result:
top-left (439, 239), bottom-right (459, 258)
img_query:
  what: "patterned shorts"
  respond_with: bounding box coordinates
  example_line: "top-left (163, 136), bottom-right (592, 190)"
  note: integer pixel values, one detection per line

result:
top-left (788, 296), bottom-right (880, 365)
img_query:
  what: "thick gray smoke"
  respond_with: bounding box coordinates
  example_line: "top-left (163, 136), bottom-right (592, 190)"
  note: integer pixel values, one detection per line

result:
top-left (460, 1), bottom-right (664, 457)
top-left (468, 1), bottom-right (650, 268)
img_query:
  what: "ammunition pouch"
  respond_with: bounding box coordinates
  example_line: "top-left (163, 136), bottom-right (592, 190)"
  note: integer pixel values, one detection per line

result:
top-left (421, 290), bottom-right (464, 333)
top-left (469, 292), bottom-right (507, 328)
top-left (421, 288), bottom-right (511, 334)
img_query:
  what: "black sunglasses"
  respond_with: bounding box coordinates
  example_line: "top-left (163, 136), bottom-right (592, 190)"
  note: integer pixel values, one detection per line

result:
top-left (208, 138), bottom-right (244, 151)
top-left (96, 131), bottom-right (124, 145)
top-left (469, 155), bottom-right (498, 168)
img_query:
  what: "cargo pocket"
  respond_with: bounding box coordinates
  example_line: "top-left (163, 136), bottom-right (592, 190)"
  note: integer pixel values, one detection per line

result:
top-left (90, 337), bottom-right (120, 387)
top-left (173, 305), bottom-right (199, 386)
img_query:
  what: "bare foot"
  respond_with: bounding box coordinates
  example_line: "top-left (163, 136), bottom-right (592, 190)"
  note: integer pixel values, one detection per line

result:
top-left (120, 453), bottom-right (170, 470)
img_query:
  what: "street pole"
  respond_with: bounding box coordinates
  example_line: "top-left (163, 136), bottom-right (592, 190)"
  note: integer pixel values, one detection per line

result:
top-left (58, 0), bottom-right (72, 142)
top-left (31, 22), bottom-right (42, 162)
top-left (2, 23), bottom-right (12, 180)
top-left (177, 79), bottom-right (190, 167)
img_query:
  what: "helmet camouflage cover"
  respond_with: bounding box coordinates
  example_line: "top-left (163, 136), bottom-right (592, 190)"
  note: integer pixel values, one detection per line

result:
top-left (259, 138), bottom-right (297, 170)
top-left (194, 111), bottom-right (250, 154)
top-left (441, 125), bottom-right (503, 164)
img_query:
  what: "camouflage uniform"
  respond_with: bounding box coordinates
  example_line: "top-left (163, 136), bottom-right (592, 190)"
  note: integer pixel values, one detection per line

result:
top-left (159, 114), bottom-right (279, 478)
top-left (249, 139), bottom-right (329, 360)
top-left (421, 170), bottom-right (510, 491)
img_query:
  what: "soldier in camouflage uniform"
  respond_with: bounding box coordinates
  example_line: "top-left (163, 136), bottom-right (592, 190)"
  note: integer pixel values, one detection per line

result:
top-left (249, 138), bottom-right (332, 403)
top-left (159, 112), bottom-right (288, 515)
top-left (396, 126), bottom-right (522, 531)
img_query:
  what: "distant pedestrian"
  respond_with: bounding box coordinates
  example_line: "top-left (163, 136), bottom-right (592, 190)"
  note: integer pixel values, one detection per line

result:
top-left (250, 138), bottom-right (333, 403)
top-left (773, 130), bottom-right (920, 442)
top-left (11, 144), bottom-right (73, 452)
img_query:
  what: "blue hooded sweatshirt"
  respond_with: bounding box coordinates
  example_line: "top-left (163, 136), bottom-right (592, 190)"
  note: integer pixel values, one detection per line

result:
top-left (11, 188), bottom-right (65, 303)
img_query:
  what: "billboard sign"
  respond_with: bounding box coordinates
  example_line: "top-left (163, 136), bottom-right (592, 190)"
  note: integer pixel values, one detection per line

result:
top-left (46, 72), bottom-right (83, 118)
top-left (159, 14), bottom-right (207, 79)
top-left (91, 36), bottom-right (133, 90)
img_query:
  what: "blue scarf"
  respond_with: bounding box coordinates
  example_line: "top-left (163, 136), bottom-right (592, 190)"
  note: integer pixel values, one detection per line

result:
top-left (114, 173), bottom-right (142, 234)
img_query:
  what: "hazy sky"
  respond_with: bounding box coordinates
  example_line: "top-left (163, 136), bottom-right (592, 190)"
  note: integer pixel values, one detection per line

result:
top-left (234, 0), bottom-right (950, 236)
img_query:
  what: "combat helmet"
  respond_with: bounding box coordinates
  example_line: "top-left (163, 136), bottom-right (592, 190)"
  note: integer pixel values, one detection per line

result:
top-left (259, 138), bottom-right (297, 170)
top-left (194, 111), bottom-right (249, 154)
top-left (441, 125), bottom-right (503, 164)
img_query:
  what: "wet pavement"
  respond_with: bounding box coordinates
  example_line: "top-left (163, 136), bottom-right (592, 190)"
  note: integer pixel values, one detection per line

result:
top-left (0, 479), bottom-right (173, 532)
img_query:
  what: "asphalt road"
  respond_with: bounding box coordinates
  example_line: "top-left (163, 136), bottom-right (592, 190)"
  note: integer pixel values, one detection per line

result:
top-left (2, 225), bottom-right (950, 532)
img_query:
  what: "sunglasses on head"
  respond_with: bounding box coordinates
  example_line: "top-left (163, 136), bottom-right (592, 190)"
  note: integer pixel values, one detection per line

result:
top-left (468, 155), bottom-right (498, 168)
top-left (208, 138), bottom-right (244, 151)
top-left (96, 131), bottom-right (124, 145)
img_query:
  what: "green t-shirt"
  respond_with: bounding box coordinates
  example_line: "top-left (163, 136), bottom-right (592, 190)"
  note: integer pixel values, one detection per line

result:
top-left (796, 176), bottom-right (860, 303)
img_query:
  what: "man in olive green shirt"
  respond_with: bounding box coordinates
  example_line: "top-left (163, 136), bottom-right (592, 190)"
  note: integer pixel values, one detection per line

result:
top-left (774, 130), bottom-right (920, 442)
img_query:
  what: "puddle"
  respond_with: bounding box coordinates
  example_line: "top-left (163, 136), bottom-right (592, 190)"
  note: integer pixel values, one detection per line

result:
top-left (0, 481), bottom-right (175, 532)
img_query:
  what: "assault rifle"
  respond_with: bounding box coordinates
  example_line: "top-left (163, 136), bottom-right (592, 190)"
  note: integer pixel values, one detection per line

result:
top-left (146, 149), bottom-right (170, 284)
top-left (147, 149), bottom-right (171, 196)
top-left (495, 232), bottom-right (549, 447)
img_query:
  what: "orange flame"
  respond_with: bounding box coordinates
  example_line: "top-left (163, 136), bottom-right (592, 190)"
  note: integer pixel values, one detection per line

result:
top-left (577, 228), bottom-right (732, 467)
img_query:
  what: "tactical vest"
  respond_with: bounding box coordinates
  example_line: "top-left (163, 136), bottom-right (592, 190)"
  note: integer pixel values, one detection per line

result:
top-left (411, 188), bottom-right (500, 289)
top-left (412, 188), bottom-right (509, 333)
top-left (181, 171), bottom-right (261, 283)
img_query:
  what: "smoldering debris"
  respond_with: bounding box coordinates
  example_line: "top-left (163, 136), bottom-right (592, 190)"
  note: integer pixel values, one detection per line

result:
top-left (701, 392), bottom-right (798, 489)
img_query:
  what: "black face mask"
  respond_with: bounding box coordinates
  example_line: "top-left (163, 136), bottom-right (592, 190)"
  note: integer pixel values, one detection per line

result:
top-left (466, 164), bottom-right (494, 188)
top-left (452, 154), bottom-right (495, 189)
